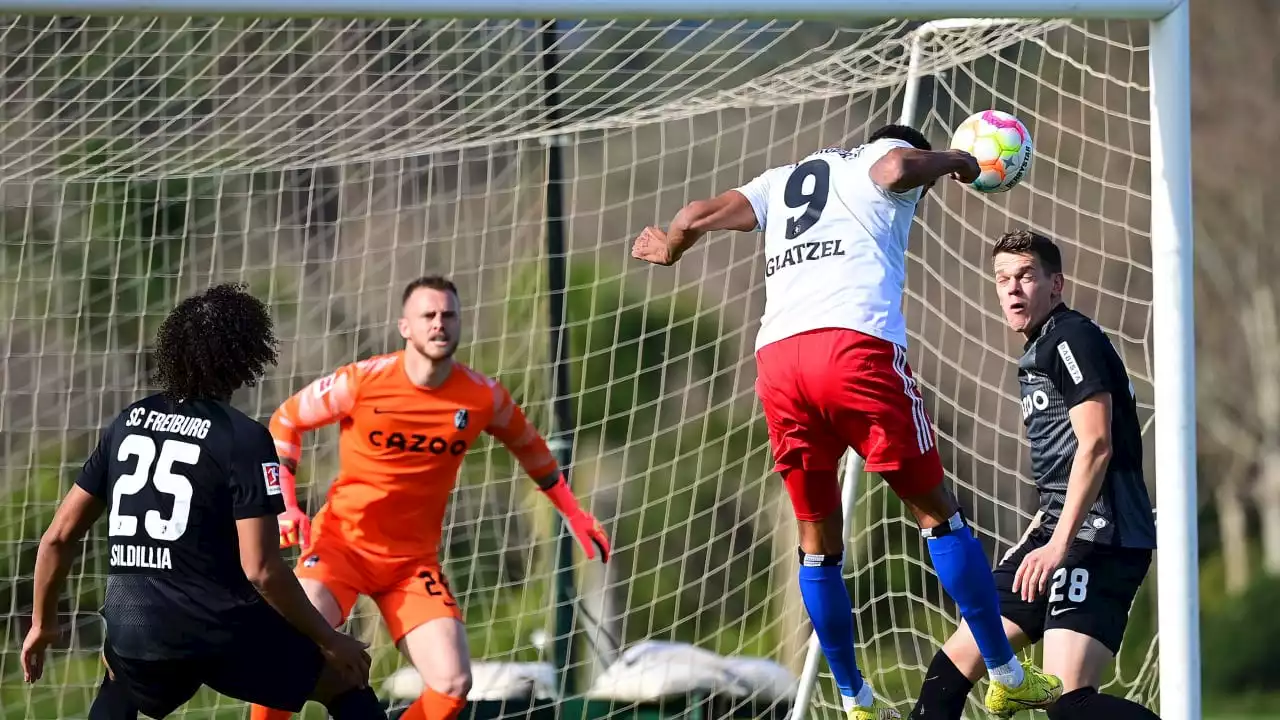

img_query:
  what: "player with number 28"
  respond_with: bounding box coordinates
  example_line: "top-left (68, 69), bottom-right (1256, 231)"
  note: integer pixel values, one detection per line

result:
top-left (909, 230), bottom-right (1160, 720)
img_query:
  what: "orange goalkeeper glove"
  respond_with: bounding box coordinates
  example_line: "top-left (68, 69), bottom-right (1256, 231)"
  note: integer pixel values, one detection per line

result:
top-left (276, 466), bottom-right (311, 550)
top-left (541, 475), bottom-right (610, 563)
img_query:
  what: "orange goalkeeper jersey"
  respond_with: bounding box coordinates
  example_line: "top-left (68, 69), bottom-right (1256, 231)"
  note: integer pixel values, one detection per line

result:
top-left (269, 351), bottom-right (557, 561)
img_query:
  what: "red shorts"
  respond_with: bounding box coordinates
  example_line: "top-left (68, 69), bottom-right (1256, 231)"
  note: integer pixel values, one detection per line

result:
top-left (755, 328), bottom-right (943, 516)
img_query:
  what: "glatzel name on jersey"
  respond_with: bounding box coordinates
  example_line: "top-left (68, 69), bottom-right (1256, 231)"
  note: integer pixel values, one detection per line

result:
top-left (737, 137), bottom-right (922, 351)
top-left (765, 239), bottom-right (847, 277)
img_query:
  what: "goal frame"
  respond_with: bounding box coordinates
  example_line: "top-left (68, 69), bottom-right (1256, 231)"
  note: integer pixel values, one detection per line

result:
top-left (4, 1), bottom-right (1196, 718)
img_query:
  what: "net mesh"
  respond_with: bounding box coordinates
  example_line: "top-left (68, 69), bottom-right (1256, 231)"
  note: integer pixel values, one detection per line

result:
top-left (0, 15), bottom-right (1160, 719)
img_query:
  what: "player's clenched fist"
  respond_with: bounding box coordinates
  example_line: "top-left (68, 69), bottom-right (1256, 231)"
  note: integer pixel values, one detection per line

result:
top-left (948, 149), bottom-right (982, 184)
top-left (277, 466), bottom-right (311, 549)
top-left (278, 505), bottom-right (311, 550)
top-left (632, 226), bottom-right (681, 266)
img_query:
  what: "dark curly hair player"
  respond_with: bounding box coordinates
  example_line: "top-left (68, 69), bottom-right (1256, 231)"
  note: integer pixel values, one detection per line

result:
top-left (21, 284), bottom-right (386, 720)
top-left (152, 282), bottom-right (279, 401)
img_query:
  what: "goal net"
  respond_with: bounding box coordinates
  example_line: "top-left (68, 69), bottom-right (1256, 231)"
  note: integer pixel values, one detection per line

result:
top-left (1, 14), bottom-right (1160, 719)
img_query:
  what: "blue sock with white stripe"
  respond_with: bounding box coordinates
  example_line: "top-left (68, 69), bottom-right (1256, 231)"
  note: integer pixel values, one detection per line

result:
top-left (925, 512), bottom-right (1024, 687)
top-left (797, 551), bottom-right (875, 709)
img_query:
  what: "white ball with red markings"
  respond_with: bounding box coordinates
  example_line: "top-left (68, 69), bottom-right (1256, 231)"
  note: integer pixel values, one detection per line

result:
top-left (948, 110), bottom-right (1034, 193)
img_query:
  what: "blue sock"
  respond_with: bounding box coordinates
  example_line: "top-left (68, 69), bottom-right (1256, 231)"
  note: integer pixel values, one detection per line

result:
top-left (797, 551), bottom-right (865, 701)
top-left (924, 514), bottom-right (1017, 674)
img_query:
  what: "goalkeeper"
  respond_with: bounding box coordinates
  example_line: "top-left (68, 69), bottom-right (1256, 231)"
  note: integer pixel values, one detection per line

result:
top-left (632, 126), bottom-right (1060, 720)
top-left (909, 230), bottom-right (1160, 720)
top-left (251, 276), bottom-right (610, 720)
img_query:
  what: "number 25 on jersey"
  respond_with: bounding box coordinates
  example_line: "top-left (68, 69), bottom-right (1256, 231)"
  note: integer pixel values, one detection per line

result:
top-left (110, 434), bottom-right (200, 542)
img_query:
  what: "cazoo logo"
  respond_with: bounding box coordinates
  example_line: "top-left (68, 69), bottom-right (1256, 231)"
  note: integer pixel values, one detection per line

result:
top-left (1021, 390), bottom-right (1049, 419)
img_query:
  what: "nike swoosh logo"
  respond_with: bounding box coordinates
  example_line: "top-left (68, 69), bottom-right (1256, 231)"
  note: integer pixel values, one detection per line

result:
top-left (1049, 606), bottom-right (1077, 616)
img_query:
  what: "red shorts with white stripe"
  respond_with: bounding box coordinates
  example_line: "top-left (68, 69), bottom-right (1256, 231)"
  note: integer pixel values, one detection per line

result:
top-left (755, 328), bottom-right (943, 516)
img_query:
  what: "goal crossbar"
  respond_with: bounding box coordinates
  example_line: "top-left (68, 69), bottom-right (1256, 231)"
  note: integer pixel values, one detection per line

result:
top-left (0, 0), bottom-right (1182, 19)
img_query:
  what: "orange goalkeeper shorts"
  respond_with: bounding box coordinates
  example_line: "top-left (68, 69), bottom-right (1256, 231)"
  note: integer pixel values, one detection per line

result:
top-left (294, 523), bottom-right (462, 643)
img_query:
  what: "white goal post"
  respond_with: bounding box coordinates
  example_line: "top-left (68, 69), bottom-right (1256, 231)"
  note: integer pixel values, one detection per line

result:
top-left (787, 4), bottom-right (1196, 718)
top-left (0, 1), bottom-right (1194, 719)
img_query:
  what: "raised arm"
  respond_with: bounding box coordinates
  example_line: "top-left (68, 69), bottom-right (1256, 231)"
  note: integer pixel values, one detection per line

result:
top-left (484, 380), bottom-right (610, 562)
top-left (869, 147), bottom-right (980, 194)
top-left (631, 187), bottom-right (763, 267)
top-left (269, 363), bottom-right (361, 547)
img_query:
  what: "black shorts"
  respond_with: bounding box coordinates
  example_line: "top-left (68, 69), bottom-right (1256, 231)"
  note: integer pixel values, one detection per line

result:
top-left (103, 604), bottom-right (324, 719)
top-left (994, 527), bottom-right (1151, 655)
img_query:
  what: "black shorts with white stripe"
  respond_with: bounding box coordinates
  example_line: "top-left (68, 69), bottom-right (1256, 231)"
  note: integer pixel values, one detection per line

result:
top-left (993, 526), bottom-right (1151, 655)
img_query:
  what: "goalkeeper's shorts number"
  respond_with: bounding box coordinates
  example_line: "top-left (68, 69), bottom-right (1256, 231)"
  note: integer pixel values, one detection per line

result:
top-left (417, 569), bottom-right (456, 607)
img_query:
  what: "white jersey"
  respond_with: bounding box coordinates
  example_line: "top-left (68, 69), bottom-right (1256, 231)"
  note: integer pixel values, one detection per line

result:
top-left (736, 138), bottom-right (922, 351)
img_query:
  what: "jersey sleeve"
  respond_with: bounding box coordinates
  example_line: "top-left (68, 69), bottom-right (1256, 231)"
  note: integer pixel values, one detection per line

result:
top-left (1041, 322), bottom-right (1114, 408)
top-left (733, 164), bottom-right (794, 232)
top-left (229, 419), bottom-right (287, 520)
top-left (484, 380), bottom-right (559, 479)
top-left (857, 138), bottom-right (923, 204)
top-left (74, 421), bottom-right (116, 500)
top-left (268, 361), bottom-right (363, 469)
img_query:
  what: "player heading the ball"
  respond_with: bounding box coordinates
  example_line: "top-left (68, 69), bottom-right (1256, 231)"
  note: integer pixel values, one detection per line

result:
top-left (22, 283), bottom-right (386, 720)
top-left (633, 125), bottom-right (1061, 720)
top-left (252, 275), bottom-right (610, 720)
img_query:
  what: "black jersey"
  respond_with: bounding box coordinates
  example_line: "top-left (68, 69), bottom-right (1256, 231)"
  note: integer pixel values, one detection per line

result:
top-left (75, 393), bottom-right (286, 660)
top-left (1017, 305), bottom-right (1156, 548)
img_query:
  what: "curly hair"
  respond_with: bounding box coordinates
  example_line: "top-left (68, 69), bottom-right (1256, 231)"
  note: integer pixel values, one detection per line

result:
top-left (152, 283), bottom-right (280, 401)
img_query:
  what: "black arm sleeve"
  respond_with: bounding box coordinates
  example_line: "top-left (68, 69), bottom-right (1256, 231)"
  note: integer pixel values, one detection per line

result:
top-left (229, 417), bottom-right (287, 520)
top-left (1041, 322), bottom-right (1114, 408)
top-left (74, 422), bottom-right (116, 500)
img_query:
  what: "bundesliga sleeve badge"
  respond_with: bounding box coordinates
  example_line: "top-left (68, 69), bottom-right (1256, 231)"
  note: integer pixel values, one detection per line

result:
top-left (262, 462), bottom-right (282, 496)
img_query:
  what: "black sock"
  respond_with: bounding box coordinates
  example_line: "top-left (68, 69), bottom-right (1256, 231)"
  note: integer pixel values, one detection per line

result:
top-left (324, 686), bottom-right (388, 720)
top-left (88, 673), bottom-right (139, 720)
top-left (1047, 687), bottom-right (1161, 720)
top-left (909, 648), bottom-right (975, 720)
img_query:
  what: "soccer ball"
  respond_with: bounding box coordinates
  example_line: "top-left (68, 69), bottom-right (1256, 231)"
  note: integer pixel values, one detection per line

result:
top-left (948, 110), bottom-right (1034, 193)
